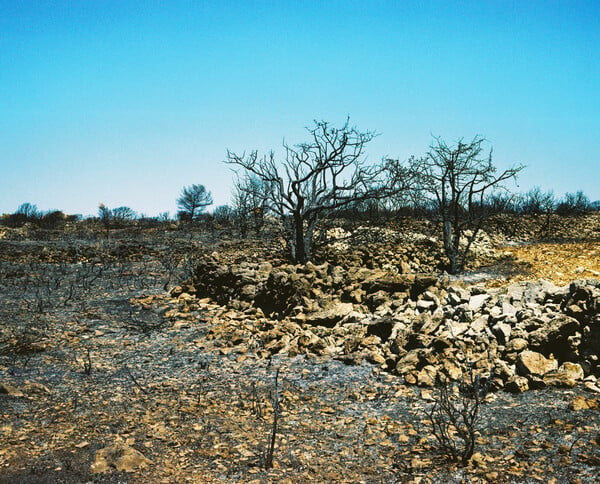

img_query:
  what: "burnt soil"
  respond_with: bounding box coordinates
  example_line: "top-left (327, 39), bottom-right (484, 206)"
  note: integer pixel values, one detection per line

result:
top-left (0, 218), bottom-right (599, 483)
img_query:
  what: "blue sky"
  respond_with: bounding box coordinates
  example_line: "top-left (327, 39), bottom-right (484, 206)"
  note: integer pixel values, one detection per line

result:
top-left (1, 0), bottom-right (599, 217)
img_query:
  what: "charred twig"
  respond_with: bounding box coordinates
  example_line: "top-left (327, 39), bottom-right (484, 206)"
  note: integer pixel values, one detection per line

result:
top-left (264, 367), bottom-right (281, 469)
top-left (426, 365), bottom-right (494, 466)
top-left (124, 364), bottom-right (149, 394)
top-left (83, 348), bottom-right (93, 375)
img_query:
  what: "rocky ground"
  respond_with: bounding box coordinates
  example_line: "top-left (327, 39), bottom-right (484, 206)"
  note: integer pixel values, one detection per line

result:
top-left (0, 214), bottom-right (598, 483)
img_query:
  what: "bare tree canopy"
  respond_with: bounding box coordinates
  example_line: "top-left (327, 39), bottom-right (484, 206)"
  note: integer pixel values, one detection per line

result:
top-left (557, 190), bottom-right (591, 215)
top-left (226, 119), bottom-right (393, 263)
top-left (177, 184), bottom-right (213, 221)
top-left (231, 174), bottom-right (270, 237)
top-left (413, 135), bottom-right (524, 274)
top-left (517, 186), bottom-right (556, 215)
top-left (16, 203), bottom-right (40, 219)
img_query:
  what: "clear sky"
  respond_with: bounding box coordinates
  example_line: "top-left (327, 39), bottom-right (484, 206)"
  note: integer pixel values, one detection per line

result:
top-left (1, 0), bottom-right (599, 217)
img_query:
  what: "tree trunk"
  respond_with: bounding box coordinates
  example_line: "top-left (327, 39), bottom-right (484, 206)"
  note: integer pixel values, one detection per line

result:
top-left (292, 213), bottom-right (308, 264)
top-left (443, 221), bottom-right (459, 274)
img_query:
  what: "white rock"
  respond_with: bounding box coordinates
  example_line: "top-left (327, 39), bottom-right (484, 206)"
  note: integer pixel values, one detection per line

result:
top-left (469, 294), bottom-right (490, 312)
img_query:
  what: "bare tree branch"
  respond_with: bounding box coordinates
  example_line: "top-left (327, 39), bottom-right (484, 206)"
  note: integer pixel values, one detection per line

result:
top-left (226, 119), bottom-right (398, 263)
top-left (412, 135), bottom-right (525, 273)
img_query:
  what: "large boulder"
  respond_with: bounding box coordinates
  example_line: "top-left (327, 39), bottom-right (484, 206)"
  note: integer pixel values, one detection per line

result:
top-left (543, 362), bottom-right (585, 387)
top-left (304, 302), bottom-right (355, 327)
top-left (527, 314), bottom-right (581, 360)
top-left (516, 350), bottom-right (558, 377)
top-left (254, 268), bottom-right (312, 318)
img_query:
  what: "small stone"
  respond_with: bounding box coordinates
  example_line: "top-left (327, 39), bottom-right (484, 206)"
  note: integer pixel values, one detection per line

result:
top-left (0, 383), bottom-right (24, 397)
top-left (583, 381), bottom-right (600, 393)
top-left (570, 395), bottom-right (599, 411)
top-left (506, 338), bottom-right (528, 353)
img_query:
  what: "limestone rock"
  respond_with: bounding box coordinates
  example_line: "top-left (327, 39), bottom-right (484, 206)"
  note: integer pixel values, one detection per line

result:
top-left (570, 395), bottom-right (599, 411)
top-left (91, 442), bottom-right (152, 473)
top-left (505, 376), bottom-right (529, 393)
top-left (544, 362), bottom-right (585, 387)
top-left (304, 302), bottom-right (354, 327)
top-left (506, 337), bottom-right (528, 353)
top-left (516, 350), bottom-right (558, 377)
top-left (468, 294), bottom-right (490, 312)
top-left (416, 365), bottom-right (437, 387)
top-left (0, 383), bottom-right (23, 397)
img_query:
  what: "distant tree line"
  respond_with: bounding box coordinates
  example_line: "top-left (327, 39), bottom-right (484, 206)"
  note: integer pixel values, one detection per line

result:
top-left (1, 203), bottom-right (80, 229)
top-left (2, 119), bottom-right (599, 272)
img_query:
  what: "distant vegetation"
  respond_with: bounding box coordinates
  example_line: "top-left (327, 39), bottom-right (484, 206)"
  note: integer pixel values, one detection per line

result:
top-left (1, 120), bottom-right (599, 272)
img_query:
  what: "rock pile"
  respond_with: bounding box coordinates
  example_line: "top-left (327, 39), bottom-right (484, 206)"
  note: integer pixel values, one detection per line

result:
top-left (189, 253), bottom-right (437, 316)
top-left (177, 252), bottom-right (599, 393)
top-left (487, 213), bottom-right (600, 242)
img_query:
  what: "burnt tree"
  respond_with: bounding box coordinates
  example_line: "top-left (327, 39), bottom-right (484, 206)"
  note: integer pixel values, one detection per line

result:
top-left (227, 119), bottom-right (391, 264)
top-left (413, 135), bottom-right (524, 274)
